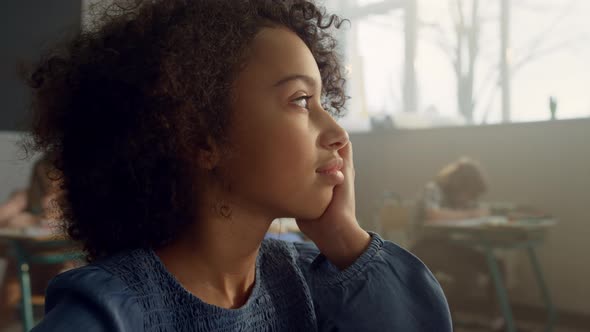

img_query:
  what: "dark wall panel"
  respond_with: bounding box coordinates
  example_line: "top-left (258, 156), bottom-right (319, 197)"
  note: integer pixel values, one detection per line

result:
top-left (0, 0), bottom-right (81, 131)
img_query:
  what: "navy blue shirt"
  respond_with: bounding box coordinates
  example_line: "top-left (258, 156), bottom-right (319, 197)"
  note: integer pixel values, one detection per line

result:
top-left (33, 233), bottom-right (451, 331)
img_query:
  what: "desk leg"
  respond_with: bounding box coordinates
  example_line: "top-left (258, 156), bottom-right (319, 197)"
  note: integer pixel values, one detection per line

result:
top-left (483, 245), bottom-right (516, 332)
top-left (527, 247), bottom-right (557, 332)
top-left (12, 243), bottom-right (34, 332)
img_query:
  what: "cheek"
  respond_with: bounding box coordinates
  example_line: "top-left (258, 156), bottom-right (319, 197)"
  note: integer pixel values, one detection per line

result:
top-left (257, 139), bottom-right (312, 189)
top-left (250, 123), bottom-right (313, 176)
top-left (228, 131), bottom-right (312, 190)
top-left (225, 103), bottom-right (329, 215)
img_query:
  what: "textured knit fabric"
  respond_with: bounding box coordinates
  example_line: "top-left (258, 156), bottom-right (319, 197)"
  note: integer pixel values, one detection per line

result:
top-left (32, 233), bottom-right (452, 331)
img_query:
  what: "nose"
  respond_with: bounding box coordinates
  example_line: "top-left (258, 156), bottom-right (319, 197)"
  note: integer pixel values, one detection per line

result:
top-left (318, 112), bottom-right (349, 151)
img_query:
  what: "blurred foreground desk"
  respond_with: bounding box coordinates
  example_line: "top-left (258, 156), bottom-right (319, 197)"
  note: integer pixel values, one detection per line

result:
top-left (424, 217), bottom-right (557, 332)
top-left (0, 228), bottom-right (82, 331)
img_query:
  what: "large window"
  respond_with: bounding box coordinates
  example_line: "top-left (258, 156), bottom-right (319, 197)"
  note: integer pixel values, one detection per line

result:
top-left (325, 0), bottom-right (590, 131)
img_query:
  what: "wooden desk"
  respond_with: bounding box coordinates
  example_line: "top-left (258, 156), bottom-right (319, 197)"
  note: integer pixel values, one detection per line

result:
top-left (0, 228), bottom-right (82, 332)
top-left (424, 217), bottom-right (557, 332)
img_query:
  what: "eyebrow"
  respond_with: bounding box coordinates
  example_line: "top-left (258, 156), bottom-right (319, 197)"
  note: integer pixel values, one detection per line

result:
top-left (273, 74), bottom-right (319, 88)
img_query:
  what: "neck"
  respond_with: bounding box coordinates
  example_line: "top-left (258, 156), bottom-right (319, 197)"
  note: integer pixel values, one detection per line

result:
top-left (155, 194), bottom-right (273, 309)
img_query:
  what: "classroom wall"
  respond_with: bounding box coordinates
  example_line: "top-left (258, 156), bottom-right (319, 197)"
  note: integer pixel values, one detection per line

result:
top-left (350, 118), bottom-right (590, 316)
top-left (0, 0), bottom-right (81, 131)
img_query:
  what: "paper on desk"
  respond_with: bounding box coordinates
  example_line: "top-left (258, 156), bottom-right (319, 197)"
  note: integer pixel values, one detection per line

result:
top-left (429, 216), bottom-right (509, 227)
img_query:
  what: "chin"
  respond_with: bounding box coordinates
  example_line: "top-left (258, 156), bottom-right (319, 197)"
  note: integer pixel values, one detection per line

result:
top-left (286, 187), bottom-right (333, 219)
top-left (286, 199), bottom-right (328, 220)
top-left (302, 196), bottom-right (332, 219)
top-left (306, 208), bottom-right (326, 220)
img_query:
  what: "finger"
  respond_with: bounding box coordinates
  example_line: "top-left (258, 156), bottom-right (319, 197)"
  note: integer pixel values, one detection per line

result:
top-left (338, 141), bottom-right (354, 177)
top-left (334, 142), bottom-right (354, 203)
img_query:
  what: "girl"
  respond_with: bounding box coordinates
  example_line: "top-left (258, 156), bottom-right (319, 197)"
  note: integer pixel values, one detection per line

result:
top-left (27, 1), bottom-right (451, 330)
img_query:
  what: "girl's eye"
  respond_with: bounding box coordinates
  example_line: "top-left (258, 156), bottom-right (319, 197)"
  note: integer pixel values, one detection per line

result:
top-left (291, 95), bottom-right (312, 110)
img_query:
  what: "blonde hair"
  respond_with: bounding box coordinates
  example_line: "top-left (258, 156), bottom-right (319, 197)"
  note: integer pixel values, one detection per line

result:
top-left (435, 157), bottom-right (487, 200)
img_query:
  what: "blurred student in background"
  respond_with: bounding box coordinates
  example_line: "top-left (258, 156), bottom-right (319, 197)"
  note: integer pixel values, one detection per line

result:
top-left (0, 155), bottom-right (65, 326)
top-left (417, 157), bottom-right (489, 224)
top-left (410, 158), bottom-right (503, 315)
top-left (0, 156), bottom-right (58, 229)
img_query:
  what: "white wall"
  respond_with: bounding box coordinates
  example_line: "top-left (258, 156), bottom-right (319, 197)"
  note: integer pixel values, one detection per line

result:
top-left (350, 118), bottom-right (590, 316)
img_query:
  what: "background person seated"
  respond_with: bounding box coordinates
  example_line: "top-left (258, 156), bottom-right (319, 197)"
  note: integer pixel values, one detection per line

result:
top-left (409, 157), bottom-right (506, 327)
top-left (0, 155), bottom-right (66, 326)
top-left (0, 161), bottom-right (55, 230)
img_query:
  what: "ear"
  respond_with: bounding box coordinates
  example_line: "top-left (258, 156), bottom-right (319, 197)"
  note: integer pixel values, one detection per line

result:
top-left (197, 137), bottom-right (220, 171)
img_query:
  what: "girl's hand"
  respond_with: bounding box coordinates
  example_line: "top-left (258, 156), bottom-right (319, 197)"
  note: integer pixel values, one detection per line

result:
top-left (296, 142), bottom-right (370, 270)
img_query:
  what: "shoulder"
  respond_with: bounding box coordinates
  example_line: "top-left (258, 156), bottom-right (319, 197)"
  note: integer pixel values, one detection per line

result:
top-left (381, 239), bottom-right (441, 286)
top-left (46, 248), bottom-right (160, 303)
top-left (35, 251), bottom-right (151, 331)
top-left (380, 240), bottom-right (452, 328)
top-left (347, 237), bottom-right (451, 330)
top-left (263, 234), bottom-right (443, 292)
top-left (260, 238), bottom-right (321, 270)
top-left (260, 238), bottom-right (308, 265)
top-left (44, 264), bottom-right (129, 308)
top-left (287, 233), bottom-right (451, 330)
top-left (258, 238), bottom-right (320, 288)
top-left (34, 264), bottom-right (139, 331)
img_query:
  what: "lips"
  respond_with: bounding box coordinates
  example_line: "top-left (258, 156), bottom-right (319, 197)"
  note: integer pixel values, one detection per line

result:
top-left (316, 158), bottom-right (344, 174)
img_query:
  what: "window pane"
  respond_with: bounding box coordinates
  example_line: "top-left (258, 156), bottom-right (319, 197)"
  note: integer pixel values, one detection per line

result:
top-left (511, 0), bottom-right (590, 122)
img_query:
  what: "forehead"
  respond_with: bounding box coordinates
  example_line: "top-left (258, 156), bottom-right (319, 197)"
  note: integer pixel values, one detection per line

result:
top-left (238, 27), bottom-right (321, 84)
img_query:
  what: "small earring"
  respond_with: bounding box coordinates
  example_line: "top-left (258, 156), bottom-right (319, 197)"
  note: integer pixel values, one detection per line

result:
top-left (216, 201), bottom-right (232, 219)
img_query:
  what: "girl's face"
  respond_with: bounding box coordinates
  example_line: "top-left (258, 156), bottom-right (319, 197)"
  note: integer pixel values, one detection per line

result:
top-left (222, 27), bottom-right (349, 220)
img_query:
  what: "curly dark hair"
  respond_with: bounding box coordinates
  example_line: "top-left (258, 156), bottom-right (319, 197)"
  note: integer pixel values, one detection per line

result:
top-left (23, 0), bottom-right (347, 261)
